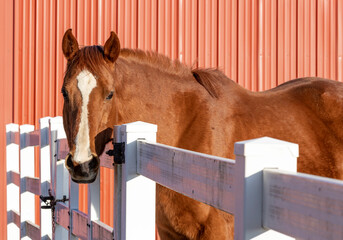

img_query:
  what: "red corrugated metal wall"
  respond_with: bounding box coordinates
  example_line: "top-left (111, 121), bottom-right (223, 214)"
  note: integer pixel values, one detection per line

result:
top-left (1, 0), bottom-right (343, 238)
top-left (0, 0), bottom-right (14, 239)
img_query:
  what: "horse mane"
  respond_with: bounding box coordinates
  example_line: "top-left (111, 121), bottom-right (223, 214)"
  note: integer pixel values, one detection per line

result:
top-left (191, 69), bottom-right (221, 98)
top-left (66, 46), bottom-right (225, 99)
top-left (119, 48), bottom-right (191, 77)
top-left (120, 49), bottom-right (225, 98)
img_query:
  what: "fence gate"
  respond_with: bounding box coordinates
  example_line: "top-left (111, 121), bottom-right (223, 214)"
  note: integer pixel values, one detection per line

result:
top-left (6, 117), bottom-right (157, 240)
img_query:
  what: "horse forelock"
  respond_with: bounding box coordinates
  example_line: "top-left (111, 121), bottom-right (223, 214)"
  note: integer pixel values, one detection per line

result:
top-left (64, 45), bottom-right (114, 86)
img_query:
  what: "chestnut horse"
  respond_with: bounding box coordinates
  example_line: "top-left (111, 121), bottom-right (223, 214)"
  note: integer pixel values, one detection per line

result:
top-left (61, 29), bottom-right (343, 239)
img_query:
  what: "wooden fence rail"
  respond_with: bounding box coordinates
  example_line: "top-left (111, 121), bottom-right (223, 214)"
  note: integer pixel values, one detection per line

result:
top-left (6, 117), bottom-right (343, 240)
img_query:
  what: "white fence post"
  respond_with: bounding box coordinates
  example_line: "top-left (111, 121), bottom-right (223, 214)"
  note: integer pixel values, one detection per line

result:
top-left (234, 137), bottom-right (298, 240)
top-left (69, 177), bottom-right (79, 240)
top-left (88, 172), bottom-right (100, 239)
top-left (6, 124), bottom-right (20, 239)
top-left (49, 117), bottom-right (70, 240)
top-left (113, 121), bottom-right (157, 240)
top-left (20, 125), bottom-right (36, 240)
top-left (39, 117), bottom-right (52, 239)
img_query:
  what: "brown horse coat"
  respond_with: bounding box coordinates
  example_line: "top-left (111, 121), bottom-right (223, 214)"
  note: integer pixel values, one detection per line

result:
top-left (61, 30), bottom-right (343, 239)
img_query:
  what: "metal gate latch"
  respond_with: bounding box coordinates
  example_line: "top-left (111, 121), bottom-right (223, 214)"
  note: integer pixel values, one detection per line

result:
top-left (40, 189), bottom-right (69, 209)
top-left (106, 142), bottom-right (125, 165)
top-left (40, 189), bottom-right (69, 233)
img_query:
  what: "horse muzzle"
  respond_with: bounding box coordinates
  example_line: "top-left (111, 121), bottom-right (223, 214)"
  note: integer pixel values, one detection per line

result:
top-left (65, 153), bottom-right (100, 183)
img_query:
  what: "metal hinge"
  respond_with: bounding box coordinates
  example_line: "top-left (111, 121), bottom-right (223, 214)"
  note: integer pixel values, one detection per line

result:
top-left (106, 142), bottom-right (125, 165)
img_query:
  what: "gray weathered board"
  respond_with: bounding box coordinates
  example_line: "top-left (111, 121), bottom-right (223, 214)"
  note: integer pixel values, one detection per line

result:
top-left (264, 169), bottom-right (343, 240)
top-left (137, 140), bottom-right (235, 214)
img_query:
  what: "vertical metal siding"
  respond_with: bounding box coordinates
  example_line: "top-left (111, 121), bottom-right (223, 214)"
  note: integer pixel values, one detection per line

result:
top-left (180, 0), bottom-right (197, 65)
top-left (278, 0), bottom-right (297, 85)
top-left (339, 0), bottom-right (343, 82)
top-left (0, 1), bottom-right (14, 239)
top-left (297, 0), bottom-right (317, 79)
top-left (258, 0), bottom-right (277, 90)
top-left (217, 0), bottom-right (238, 83)
top-left (2, 1), bottom-right (343, 239)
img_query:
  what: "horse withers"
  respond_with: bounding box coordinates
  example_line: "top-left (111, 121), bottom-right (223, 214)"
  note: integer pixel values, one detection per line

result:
top-left (61, 29), bottom-right (343, 239)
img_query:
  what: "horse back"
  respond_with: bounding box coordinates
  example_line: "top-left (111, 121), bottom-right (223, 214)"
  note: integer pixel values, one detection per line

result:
top-left (148, 66), bottom-right (343, 179)
top-left (220, 77), bottom-right (343, 179)
top-left (273, 77), bottom-right (343, 127)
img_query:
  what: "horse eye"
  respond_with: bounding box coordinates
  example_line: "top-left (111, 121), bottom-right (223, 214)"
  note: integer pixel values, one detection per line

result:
top-left (61, 88), bottom-right (68, 99)
top-left (106, 91), bottom-right (114, 100)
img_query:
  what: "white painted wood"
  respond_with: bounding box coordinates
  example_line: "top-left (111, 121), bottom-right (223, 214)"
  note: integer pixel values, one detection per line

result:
top-left (27, 130), bottom-right (40, 147)
top-left (20, 176), bottom-right (40, 195)
top-left (9, 118), bottom-right (343, 240)
top-left (71, 210), bottom-right (88, 239)
top-left (6, 124), bottom-right (20, 239)
top-left (7, 170), bottom-right (20, 186)
top-left (39, 117), bottom-right (52, 239)
top-left (20, 124), bottom-right (35, 240)
top-left (113, 121), bottom-right (157, 240)
top-left (126, 174), bottom-right (156, 240)
top-left (119, 121), bottom-right (158, 180)
top-left (49, 118), bottom-right (58, 198)
top-left (21, 221), bottom-right (40, 240)
top-left (61, 134), bottom-right (79, 239)
top-left (55, 160), bottom-right (69, 200)
top-left (99, 142), bottom-right (114, 169)
top-left (88, 173), bottom-right (100, 239)
top-left (69, 179), bottom-right (79, 240)
top-left (234, 137), bottom-right (298, 240)
top-left (92, 220), bottom-right (113, 240)
top-left (138, 140), bottom-right (236, 213)
top-left (264, 169), bottom-right (343, 239)
top-left (56, 170), bottom-right (71, 239)
top-left (49, 117), bottom-right (69, 240)
top-left (55, 202), bottom-right (70, 230)
top-left (113, 125), bottom-right (127, 240)
top-left (57, 138), bottom-right (68, 159)
top-left (7, 210), bottom-right (20, 227)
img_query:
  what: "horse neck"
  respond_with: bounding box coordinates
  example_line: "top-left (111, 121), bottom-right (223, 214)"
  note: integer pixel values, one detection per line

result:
top-left (113, 57), bottom-right (209, 147)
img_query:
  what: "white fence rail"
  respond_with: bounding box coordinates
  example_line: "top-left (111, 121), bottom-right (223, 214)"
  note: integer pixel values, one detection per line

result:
top-left (6, 117), bottom-right (343, 240)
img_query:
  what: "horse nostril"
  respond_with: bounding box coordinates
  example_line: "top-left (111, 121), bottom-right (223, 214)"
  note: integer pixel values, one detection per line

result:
top-left (89, 155), bottom-right (99, 169)
top-left (66, 154), bottom-right (74, 169)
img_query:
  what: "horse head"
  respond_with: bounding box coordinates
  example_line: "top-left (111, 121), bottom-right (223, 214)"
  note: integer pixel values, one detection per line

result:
top-left (61, 29), bottom-right (120, 183)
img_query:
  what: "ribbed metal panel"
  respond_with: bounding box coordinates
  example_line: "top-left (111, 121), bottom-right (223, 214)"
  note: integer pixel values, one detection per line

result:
top-left (339, 0), bottom-right (343, 82)
top-left (218, 0), bottom-right (238, 82)
top-left (238, 0), bottom-right (259, 90)
top-left (297, 0), bottom-right (317, 79)
top-left (2, 1), bottom-right (343, 239)
top-left (0, 1), bottom-right (14, 239)
top-left (258, 0), bottom-right (277, 90)
top-left (158, 0), bottom-right (179, 59)
top-left (278, 0), bottom-right (297, 85)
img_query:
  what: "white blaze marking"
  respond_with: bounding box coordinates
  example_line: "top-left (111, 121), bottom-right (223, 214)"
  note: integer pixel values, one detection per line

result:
top-left (74, 70), bottom-right (97, 164)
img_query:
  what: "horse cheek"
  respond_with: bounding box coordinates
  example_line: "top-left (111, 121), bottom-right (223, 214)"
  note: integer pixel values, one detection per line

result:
top-left (63, 103), bottom-right (74, 149)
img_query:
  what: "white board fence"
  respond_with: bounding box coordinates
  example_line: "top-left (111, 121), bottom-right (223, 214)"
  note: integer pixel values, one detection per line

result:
top-left (6, 117), bottom-right (343, 240)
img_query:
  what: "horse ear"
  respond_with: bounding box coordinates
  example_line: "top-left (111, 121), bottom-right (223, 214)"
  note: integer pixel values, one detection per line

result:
top-left (62, 29), bottom-right (79, 60)
top-left (104, 32), bottom-right (121, 63)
